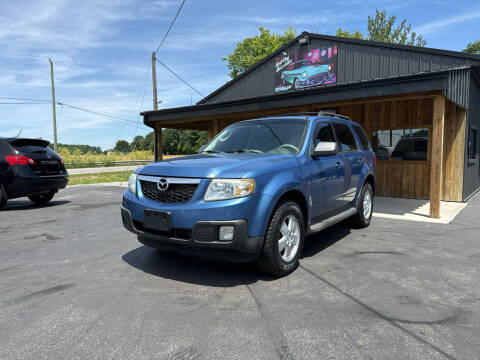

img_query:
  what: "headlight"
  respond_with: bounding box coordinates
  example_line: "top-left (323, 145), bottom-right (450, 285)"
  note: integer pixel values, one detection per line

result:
top-left (128, 173), bottom-right (138, 195)
top-left (204, 179), bottom-right (255, 201)
top-left (302, 71), bottom-right (307, 78)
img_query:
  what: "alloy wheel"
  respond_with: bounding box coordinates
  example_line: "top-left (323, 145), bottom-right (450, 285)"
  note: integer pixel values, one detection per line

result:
top-left (363, 190), bottom-right (372, 219)
top-left (278, 215), bottom-right (300, 262)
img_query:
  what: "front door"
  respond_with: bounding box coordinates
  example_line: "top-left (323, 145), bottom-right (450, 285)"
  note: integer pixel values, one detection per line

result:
top-left (332, 122), bottom-right (362, 203)
top-left (306, 122), bottom-right (345, 219)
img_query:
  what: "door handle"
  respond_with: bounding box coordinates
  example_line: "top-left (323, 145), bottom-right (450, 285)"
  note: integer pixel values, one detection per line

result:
top-left (336, 161), bottom-right (343, 169)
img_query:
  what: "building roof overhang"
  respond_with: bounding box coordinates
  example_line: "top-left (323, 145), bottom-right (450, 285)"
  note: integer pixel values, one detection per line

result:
top-left (142, 67), bottom-right (466, 126)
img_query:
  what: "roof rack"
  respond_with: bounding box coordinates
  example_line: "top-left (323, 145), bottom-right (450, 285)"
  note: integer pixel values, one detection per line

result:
top-left (316, 111), bottom-right (351, 121)
top-left (268, 112), bottom-right (319, 117)
top-left (267, 111), bottom-right (351, 121)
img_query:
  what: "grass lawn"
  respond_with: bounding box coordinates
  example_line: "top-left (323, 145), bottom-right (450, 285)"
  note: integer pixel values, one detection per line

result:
top-left (68, 171), bottom-right (133, 185)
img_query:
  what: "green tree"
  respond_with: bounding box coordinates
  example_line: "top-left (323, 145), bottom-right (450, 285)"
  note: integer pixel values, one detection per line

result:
top-left (114, 140), bottom-right (130, 153)
top-left (223, 26), bottom-right (296, 78)
top-left (130, 135), bottom-right (144, 151)
top-left (463, 41), bottom-right (480, 54)
top-left (161, 129), bottom-right (208, 155)
top-left (336, 28), bottom-right (364, 39)
top-left (336, 10), bottom-right (426, 47)
top-left (142, 132), bottom-right (154, 152)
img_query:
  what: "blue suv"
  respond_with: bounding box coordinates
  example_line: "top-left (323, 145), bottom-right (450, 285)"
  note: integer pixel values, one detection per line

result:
top-left (121, 112), bottom-right (376, 276)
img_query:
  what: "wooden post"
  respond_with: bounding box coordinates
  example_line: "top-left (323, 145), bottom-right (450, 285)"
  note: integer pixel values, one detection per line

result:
top-left (156, 126), bottom-right (163, 161)
top-left (429, 95), bottom-right (445, 218)
top-left (207, 120), bottom-right (215, 141)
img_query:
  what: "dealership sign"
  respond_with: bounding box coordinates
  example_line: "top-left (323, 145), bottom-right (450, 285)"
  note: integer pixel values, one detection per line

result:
top-left (274, 46), bottom-right (337, 93)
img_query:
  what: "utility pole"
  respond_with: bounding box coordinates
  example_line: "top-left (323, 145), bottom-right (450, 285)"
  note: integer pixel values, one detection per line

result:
top-left (49, 58), bottom-right (58, 152)
top-left (151, 51), bottom-right (161, 160)
top-left (152, 52), bottom-right (158, 111)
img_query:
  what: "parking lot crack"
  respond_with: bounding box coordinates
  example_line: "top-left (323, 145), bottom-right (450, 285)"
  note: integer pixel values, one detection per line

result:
top-left (299, 265), bottom-right (457, 360)
top-left (245, 284), bottom-right (294, 360)
top-left (4, 283), bottom-right (75, 306)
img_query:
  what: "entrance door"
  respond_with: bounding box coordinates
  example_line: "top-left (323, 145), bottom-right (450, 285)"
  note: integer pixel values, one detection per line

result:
top-left (306, 122), bottom-right (346, 219)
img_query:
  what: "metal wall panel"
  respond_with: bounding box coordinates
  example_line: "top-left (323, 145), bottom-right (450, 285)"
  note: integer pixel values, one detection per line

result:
top-left (444, 68), bottom-right (470, 109)
top-left (463, 73), bottom-right (480, 200)
top-left (202, 37), bottom-right (475, 104)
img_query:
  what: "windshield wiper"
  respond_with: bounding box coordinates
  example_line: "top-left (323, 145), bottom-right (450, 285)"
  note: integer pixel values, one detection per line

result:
top-left (225, 149), bottom-right (263, 154)
top-left (201, 150), bottom-right (221, 153)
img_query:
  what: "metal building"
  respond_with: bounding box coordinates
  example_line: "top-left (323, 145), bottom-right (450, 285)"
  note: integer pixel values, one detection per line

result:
top-left (141, 32), bottom-right (480, 218)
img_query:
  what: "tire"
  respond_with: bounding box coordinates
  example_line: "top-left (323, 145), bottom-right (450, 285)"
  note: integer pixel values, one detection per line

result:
top-left (28, 191), bottom-right (55, 205)
top-left (0, 185), bottom-right (7, 210)
top-left (256, 201), bottom-right (304, 276)
top-left (350, 183), bottom-right (373, 228)
top-left (293, 78), bottom-right (298, 90)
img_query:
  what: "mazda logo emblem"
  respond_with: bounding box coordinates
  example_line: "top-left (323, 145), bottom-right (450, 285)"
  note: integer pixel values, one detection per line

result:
top-left (157, 178), bottom-right (169, 191)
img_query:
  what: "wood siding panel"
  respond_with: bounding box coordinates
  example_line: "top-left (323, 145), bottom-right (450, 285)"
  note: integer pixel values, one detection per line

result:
top-left (430, 95), bottom-right (446, 217)
top-left (377, 161), bottom-right (429, 199)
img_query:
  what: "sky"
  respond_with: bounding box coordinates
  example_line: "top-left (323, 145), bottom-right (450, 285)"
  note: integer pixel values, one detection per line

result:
top-left (1, 0), bottom-right (479, 150)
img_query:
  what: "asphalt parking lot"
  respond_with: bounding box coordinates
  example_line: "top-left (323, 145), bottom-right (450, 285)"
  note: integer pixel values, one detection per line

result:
top-left (1, 186), bottom-right (479, 360)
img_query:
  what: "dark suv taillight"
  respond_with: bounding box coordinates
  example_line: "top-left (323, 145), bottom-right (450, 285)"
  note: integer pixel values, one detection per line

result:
top-left (5, 155), bottom-right (36, 165)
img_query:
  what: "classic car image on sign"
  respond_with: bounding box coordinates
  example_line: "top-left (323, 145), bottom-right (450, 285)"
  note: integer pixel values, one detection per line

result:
top-left (274, 46), bottom-right (337, 92)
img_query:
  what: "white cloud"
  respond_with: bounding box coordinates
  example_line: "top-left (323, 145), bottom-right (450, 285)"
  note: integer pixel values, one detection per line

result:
top-left (415, 9), bottom-right (480, 34)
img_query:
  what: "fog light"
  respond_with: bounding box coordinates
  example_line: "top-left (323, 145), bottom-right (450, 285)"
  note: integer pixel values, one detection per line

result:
top-left (219, 226), bottom-right (234, 241)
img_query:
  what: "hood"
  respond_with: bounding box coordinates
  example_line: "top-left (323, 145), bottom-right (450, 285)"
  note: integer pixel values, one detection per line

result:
top-left (138, 153), bottom-right (299, 178)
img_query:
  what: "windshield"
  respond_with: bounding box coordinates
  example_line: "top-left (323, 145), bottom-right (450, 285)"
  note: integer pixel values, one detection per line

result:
top-left (203, 119), bottom-right (307, 155)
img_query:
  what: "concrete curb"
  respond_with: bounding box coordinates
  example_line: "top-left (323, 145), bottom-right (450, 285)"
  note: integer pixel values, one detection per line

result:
top-left (68, 182), bottom-right (128, 188)
top-left (68, 166), bottom-right (140, 175)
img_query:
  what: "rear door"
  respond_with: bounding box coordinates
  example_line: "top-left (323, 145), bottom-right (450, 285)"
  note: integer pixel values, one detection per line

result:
top-left (7, 139), bottom-right (65, 176)
top-left (332, 122), bottom-right (362, 204)
top-left (306, 122), bottom-right (346, 219)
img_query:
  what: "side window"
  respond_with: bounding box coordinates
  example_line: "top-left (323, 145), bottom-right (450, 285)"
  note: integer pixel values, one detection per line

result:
top-left (333, 123), bottom-right (358, 152)
top-left (353, 124), bottom-right (372, 151)
top-left (468, 125), bottom-right (477, 162)
top-left (314, 122), bottom-right (336, 146)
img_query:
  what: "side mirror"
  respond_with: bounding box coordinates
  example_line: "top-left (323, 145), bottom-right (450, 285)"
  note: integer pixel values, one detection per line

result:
top-left (312, 141), bottom-right (337, 157)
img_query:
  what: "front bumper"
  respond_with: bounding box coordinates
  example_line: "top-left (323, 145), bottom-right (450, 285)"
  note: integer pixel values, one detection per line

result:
top-left (121, 206), bottom-right (264, 262)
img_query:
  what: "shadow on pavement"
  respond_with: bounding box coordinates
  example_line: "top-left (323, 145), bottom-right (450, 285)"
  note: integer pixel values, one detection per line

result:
top-left (302, 222), bottom-right (351, 259)
top-left (3, 200), bottom-right (71, 211)
top-left (122, 245), bottom-right (274, 287)
top-left (122, 222), bottom-right (351, 286)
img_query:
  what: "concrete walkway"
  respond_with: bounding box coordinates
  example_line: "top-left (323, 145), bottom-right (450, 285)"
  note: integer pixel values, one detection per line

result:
top-left (68, 165), bottom-right (143, 175)
top-left (373, 196), bottom-right (467, 224)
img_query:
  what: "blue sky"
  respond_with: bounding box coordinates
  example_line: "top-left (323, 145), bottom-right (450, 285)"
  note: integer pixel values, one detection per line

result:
top-left (1, 0), bottom-right (479, 150)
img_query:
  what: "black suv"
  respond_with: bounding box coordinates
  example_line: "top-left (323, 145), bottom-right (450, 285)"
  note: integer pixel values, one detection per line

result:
top-left (0, 138), bottom-right (69, 209)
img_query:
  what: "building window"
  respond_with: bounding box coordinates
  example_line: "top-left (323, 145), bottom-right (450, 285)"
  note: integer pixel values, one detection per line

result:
top-left (372, 128), bottom-right (428, 161)
top-left (468, 126), bottom-right (477, 162)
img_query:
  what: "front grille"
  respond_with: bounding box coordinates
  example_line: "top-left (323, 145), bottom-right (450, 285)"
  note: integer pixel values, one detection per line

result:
top-left (140, 180), bottom-right (198, 203)
top-left (133, 220), bottom-right (192, 240)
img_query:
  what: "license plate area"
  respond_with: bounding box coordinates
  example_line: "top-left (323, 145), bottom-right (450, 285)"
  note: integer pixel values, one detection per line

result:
top-left (143, 210), bottom-right (172, 232)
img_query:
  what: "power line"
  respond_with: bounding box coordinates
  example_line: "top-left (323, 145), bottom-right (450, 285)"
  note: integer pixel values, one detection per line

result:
top-left (154, 0), bottom-right (186, 53)
top-left (0, 96), bottom-right (50, 102)
top-left (115, 63), bottom-right (151, 145)
top-left (57, 102), bottom-right (141, 127)
top-left (0, 102), bottom-right (50, 105)
top-left (56, 87), bottom-right (132, 113)
top-left (155, 58), bottom-right (204, 97)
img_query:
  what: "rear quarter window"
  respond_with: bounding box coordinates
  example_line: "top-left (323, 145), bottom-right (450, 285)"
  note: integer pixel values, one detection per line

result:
top-left (352, 124), bottom-right (372, 151)
top-left (333, 123), bottom-right (358, 152)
